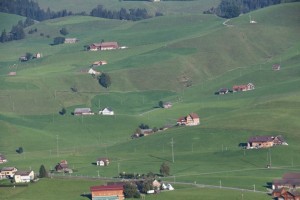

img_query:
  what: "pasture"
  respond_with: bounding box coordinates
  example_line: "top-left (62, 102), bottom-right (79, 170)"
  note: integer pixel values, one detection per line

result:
top-left (0, 2), bottom-right (300, 200)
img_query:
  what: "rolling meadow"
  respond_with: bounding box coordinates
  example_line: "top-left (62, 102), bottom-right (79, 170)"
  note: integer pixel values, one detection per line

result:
top-left (0, 1), bottom-right (300, 199)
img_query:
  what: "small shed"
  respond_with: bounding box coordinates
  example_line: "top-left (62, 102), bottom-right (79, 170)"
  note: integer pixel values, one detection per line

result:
top-left (96, 158), bottom-right (110, 166)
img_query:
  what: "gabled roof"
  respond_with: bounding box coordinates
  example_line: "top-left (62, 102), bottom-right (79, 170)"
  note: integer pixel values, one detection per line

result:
top-left (283, 172), bottom-right (300, 180)
top-left (1, 167), bottom-right (16, 171)
top-left (97, 157), bottom-right (109, 162)
top-left (74, 108), bottom-right (91, 113)
top-left (90, 185), bottom-right (123, 192)
top-left (248, 136), bottom-right (274, 143)
top-left (188, 113), bottom-right (199, 119)
top-left (14, 170), bottom-right (33, 176)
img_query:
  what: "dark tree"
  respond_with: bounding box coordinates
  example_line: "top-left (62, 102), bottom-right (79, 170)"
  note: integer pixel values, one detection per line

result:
top-left (139, 123), bottom-right (149, 129)
top-left (25, 52), bottom-right (33, 60)
top-left (158, 101), bottom-right (164, 108)
top-left (0, 29), bottom-right (9, 42)
top-left (39, 165), bottom-right (48, 178)
top-left (59, 107), bottom-right (66, 115)
top-left (98, 73), bottom-right (111, 88)
top-left (123, 182), bottom-right (140, 198)
top-left (16, 147), bottom-right (23, 154)
top-left (160, 162), bottom-right (170, 177)
top-left (59, 27), bottom-right (69, 35)
top-left (52, 37), bottom-right (65, 45)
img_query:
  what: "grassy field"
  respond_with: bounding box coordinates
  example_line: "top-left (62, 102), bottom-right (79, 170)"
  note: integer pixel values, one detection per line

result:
top-left (0, 2), bottom-right (300, 200)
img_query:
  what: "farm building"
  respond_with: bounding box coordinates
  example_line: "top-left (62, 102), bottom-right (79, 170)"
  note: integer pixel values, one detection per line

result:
top-left (88, 68), bottom-right (101, 75)
top-left (177, 113), bottom-right (200, 126)
top-left (14, 170), bottom-right (34, 183)
top-left (74, 108), bottom-right (94, 116)
top-left (99, 107), bottom-right (114, 115)
top-left (0, 154), bottom-right (7, 163)
top-left (96, 158), bottom-right (110, 166)
top-left (90, 185), bottom-right (124, 200)
top-left (64, 38), bottom-right (79, 43)
top-left (0, 167), bottom-right (17, 179)
top-left (273, 64), bottom-right (281, 71)
top-left (55, 160), bottom-right (73, 173)
top-left (272, 188), bottom-right (300, 200)
top-left (92, 60), bottom-right (107, 66)
top-left (232, 83), bottom-right (255, 92)
top-left (33, 52), bottom-right (42, 59)
top-left (247, 135), bottom-right (287, 149)
top-left (215, 88), bottom-right (232, 95)
top-left (89, 42), bottom-right (119, 51)
top-left (272, 173), bottom-right (300, 190)
top-left (163, 102), bottom-right (172, 108)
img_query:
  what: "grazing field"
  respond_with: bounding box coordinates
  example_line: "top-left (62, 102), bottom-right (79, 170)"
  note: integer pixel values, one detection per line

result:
top-left (0, 2), bottom-right (300, 200)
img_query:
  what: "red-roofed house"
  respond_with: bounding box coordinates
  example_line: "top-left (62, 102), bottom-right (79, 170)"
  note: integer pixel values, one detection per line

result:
top-left (247, 135), bottom-right (287, 149)
top-left (232, 83), bottom-right (255, 92)
top-left (89, 42), bottom-right (119, 51)
top-left (177, 113), bottom-right (200, 126)
top-left (272, 172), bottom-right (300, 190)
top-left (90, 185), bottom-right (124, 200)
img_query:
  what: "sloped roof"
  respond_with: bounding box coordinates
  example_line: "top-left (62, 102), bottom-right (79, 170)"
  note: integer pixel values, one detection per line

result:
top-left (90, 185), bottom-right (123, 192)
top-left (248, 136), bottom-right (274, 143)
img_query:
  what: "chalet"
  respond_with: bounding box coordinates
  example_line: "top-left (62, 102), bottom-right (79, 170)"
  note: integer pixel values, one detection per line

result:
top-left (55, 160), bottom-right (72, 173)
top-left (14, 170), bottom-right (34, 183)
top-left (64, 38), bottom-right (79, 43)
top-left (0, 154), bottom-right (7, 163)
top-left (152, 180), bottom-right (161, 190)
top-left (215, 88), bottom-right (232, 95)
top-left (272, 173), bottom-right (300, 190)
top-left (273, 64), bottom-right (281, 71)
top-left (89, 42), bottom-right (119, 51)
top-left (247, 135), bottom-right (287, 149)
top-left (96, 158), bottom-right (110, 166)
top-left (177, 113), bottom-right (200, 126)
top-left (88, 68), bottom-right (101, 75)
top-left (163, 102), bottom-right (172, 109)
top-left (92, 60), bottom-right (107, 66)
top-left (90, 185), bottom-right (124, 200)
top-left (74, 108), bottom-right (94, 116)
top-left (0, 167), bottom-right (17, 179)
top-left (232, 83), bottom-right (255, 92)
top-left (99, 107), bottom-right (114, 115)
top-left (33, 52), bottom-right (42, 59)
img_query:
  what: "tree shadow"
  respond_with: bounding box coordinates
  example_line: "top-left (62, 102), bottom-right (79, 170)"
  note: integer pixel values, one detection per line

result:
top-left (91, 162), bottom-right (97, 166)
top-left (238, 143), bottom-right (247, 148)
top-left (80, 193), bottom-right (91, 200)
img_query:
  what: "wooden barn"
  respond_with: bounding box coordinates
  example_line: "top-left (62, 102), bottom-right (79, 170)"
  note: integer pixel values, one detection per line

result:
top-left (90, 185), bottom-right (124, 200)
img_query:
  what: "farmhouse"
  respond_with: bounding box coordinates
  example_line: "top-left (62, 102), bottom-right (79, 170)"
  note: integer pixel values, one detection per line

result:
top-left (273, 64), bottom-right (281, 71)
top-left (64, 38), bottom-right (79, 43)
top-left (74, 108), bottom-right (94, 116)
top-left (92, 60), bottom-right (107, 66)
top-left (89, 42), bottom-right (119, 51)
top-left (55, 160), bottom-right (73, 173)
top-left (0, 167), bottom-right (17, 179)
top-left (272, 173), bottom-right (300, 190)
top-left (14, 170), bottom-right (34, 183)
top-left (272, 188), bottom-right (300, 200)
top-left (215, 88), bottom-right (232, 95)
top-left (8, 72), bottom-right (17, 76)
top-left (0, 154), bottom-right (7, 163)
top-left (90, 185), bottom-right (124, 200)
top-left (88, 68), bottom-right (101, 75)
top-left (247, 135), bottom-right (287, 149)
top-left (177, 113), bottom-right (200, 126)
top-left (96, 158), bottom-right (110, 166)
top-left (232, 83), bottom-right (255, 92)
top-left (33, 52), bottom-right (42, 59)
top-left (163, 102), bottom-right (172, 109)
top-left (99, 107), bottom-right (114, 115)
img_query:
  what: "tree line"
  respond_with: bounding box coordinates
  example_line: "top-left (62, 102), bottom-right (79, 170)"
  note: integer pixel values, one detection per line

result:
top-left (204, 0), bottom-right (300, 18)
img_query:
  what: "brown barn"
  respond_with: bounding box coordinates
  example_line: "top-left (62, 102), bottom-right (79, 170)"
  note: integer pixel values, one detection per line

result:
top-left (177, 113), bottom-right (200, 126)
top-left (90, 185), bottom-right (124, 200)
top-left (89, 42), bottom-right (119, 51)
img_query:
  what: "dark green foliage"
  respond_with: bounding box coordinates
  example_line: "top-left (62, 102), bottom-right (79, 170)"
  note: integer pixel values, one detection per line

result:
top-left (25, 52), bottom-right (33, 60)
top-left (160, 162), bottom-right (170, 176)
top-left (123, 182), bottom-right (140, 198)
top-left (97, 73), bottom-right (111, 88)
top-left (59, 27), bottom-right (69, 36)
top-left (137, 180), bottom-right (153, 194)
top-left (52, 37), bottom-right (65, 45)
top-left (59, 107), bottom-right (66, 115)
top-left (139, 123), bottom-right (149, 129)
top-left (0, 29), bottom-right (8, 43)
top-left (158, 101), bottom-right (164, 108)
top-left (16, 147), bottom-right (23, 154)
top-left (39, 165), bottom-right (48, 178)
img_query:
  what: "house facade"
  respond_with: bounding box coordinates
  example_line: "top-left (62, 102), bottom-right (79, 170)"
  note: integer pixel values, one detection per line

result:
top-left (14, 170), bottom-right (34, 183)
top-left (89, 42), bottom-right (119, 51)
top-left (74, 108), bottom-right (94, 116)
top-left (177, 113), bottom-right (200, 126)
top-left (232, 83), bottom-right (255, 92)
top-left (273, 64), bottom-right (281, 71)
top-left (90, 185), bottom-right (124, 200)
top-left (97, 158), bottom-right (110, 166)
top-left (163, 102), bottom-right (172, 109)
top-left (99, 107), bottom-right (114, 115)
top-left (0, 167), bottom-right (17, 179)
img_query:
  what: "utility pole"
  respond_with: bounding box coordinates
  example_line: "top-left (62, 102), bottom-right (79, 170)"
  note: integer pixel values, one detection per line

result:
top-left (253, 184), bottom-right (255, 192)
top-left (118, 163), bottom-right (120, 174)
top-left (220, 180), bottom-right (222, 188)
top-left (269, 148), bottom-right (272, 168)
top-left (97, 170), bottom-right (99, 177)
top-left (171, 138), bottom-right (174, 163)
top-left (56, 135), bottom-right (59, 157)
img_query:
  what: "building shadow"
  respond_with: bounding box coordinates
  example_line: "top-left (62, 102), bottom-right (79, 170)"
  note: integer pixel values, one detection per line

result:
top-left (80, 193), bottom-right (91, 200)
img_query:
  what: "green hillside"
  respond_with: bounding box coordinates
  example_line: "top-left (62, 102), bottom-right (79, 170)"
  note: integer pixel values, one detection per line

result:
top-left (0, 13), bottom-right (25, 31)
top-left (0, 2), bottom-right (300, 200)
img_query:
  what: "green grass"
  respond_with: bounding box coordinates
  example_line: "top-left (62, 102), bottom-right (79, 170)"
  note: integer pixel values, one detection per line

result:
top-left (0, 2), bottom-right (300, 200)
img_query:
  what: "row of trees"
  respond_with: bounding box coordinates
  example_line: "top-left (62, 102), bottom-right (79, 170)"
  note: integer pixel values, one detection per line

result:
top-left (204, 0), bottom-right (298, 18)
top-left (0, 18), bottom-right (34, 43)
top-left (90, 5), bottom-right (152, 21)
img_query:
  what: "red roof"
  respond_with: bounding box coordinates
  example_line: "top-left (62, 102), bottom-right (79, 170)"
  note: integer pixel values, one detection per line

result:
top-left (189, 113), bottom-right (199, 119)
top-left (90, 185), bottom-right (123, 192)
